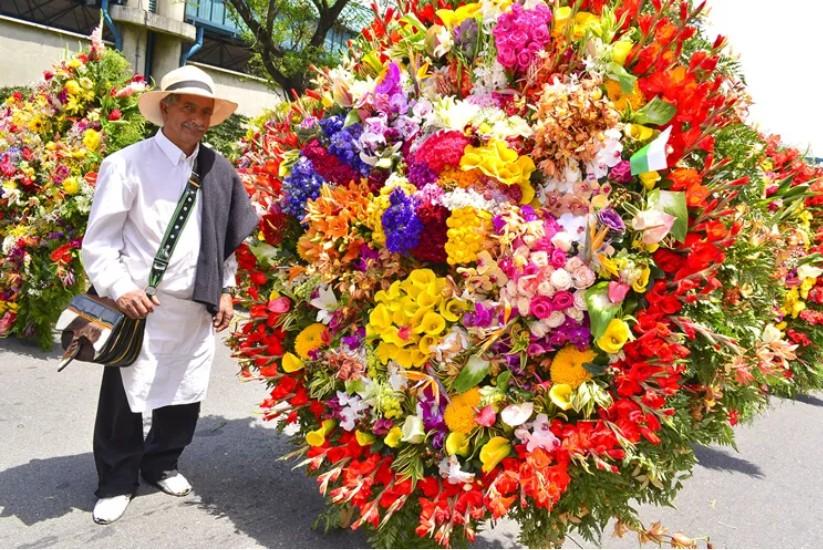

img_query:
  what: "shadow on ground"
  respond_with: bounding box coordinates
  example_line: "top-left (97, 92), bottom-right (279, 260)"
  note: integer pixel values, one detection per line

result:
top-left (693, 445), bottom-right (763, 478)
top-left (0, 415), bottom-right (367, 548)
top-left (180, 416), bottom-right (368, 548)
top-left (0, 335), bottom-right (62, 361)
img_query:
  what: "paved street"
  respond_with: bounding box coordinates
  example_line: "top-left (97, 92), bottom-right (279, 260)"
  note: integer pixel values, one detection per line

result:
top-left (1, 336), bottom-right (821, 549)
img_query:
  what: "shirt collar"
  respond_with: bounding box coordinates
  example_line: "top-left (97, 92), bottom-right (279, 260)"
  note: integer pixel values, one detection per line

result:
top-left (155, 129), bottom-right (199, 166)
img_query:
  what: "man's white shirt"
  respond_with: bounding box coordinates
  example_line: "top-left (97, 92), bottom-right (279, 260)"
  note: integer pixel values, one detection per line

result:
top-left (82, 131), bottom-right (237, 413)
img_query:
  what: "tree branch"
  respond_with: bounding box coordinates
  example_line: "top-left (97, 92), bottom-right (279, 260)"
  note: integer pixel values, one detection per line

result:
top-left (309, 0), bottom-right (351, 47)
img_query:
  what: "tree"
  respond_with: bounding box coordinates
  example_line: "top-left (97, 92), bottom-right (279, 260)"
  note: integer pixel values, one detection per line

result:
top-left (226, 0), bottom-right (355, 95)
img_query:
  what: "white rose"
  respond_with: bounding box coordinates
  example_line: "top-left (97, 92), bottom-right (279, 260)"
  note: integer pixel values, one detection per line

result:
top-left (550, 269), bottom-right (572, 290)
top-left (546, 310), bottom-right (566, 328)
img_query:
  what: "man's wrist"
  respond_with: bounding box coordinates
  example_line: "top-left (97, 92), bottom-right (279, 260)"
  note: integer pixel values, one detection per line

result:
top-left (221, 286), bottom-right (237, 296)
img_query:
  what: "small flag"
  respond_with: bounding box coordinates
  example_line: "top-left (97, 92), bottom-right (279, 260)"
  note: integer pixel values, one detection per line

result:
top-left (630, 126), bottom-right (672, 175)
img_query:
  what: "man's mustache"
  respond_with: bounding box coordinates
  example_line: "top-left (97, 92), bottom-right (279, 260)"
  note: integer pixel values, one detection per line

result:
top-left (183, 122), bottom-right (207, 132)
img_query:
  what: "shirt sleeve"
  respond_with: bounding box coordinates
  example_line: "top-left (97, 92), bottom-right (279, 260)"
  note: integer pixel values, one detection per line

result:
top-left (80, 156), bottom-right (141, 301)
top-left (222, 252), bottom-right (238, 288)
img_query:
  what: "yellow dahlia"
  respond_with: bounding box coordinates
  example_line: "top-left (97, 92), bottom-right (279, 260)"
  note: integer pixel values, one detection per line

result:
top-left (550, 346), bottom-right (595, 389)
top-left (444, 387), bottom-right (481, 434)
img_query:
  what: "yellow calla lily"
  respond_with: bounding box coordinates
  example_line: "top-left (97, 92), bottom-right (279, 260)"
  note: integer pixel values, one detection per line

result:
top-left (549, 383), bottom-right (574, 410)
top-left (596, 319), bottom-right (632, 354)
top-left (306, 419), bottom-right (336, 447)
top-left (480, 436), bottom-right (511, 473)
top-left (355, 430), bottom-right (376, 447)
top-left (445, 432), bottom-right (471, 456)
top-left (281, 352), bottom-right (304, 373)
top-left (384, 426), bottom-right (402, 448)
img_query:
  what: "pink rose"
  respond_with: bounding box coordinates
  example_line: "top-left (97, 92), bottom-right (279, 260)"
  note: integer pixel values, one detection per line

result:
top-left (551, 291), bottom-right (574, 311)
top-left (571, 265), bottom-right (596, 289)
top-left (530, 295), bottom-right (553, 319)
top-left (550, 248), bottom-right (567, 268)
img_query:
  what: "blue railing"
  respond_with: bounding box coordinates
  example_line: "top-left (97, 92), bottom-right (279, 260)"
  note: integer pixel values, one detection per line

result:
top-left (185, 0), bottom-right (241, 37)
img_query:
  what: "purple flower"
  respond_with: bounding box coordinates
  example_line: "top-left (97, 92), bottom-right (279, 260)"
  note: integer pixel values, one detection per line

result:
top-left (599, 208), bottom-right (625, 232)
top-left (341, 327), bottom-right (365, 350)
top-left (521, 205), bottom-right (538, 222)
top-left (464, 302), bottom-right (494, 327)
top-left (609, 160), bottom-right (632, 184)
top-left (407, 162), bottom-right (437, 187)
top-left (372, 418), bottom-right (394, 436)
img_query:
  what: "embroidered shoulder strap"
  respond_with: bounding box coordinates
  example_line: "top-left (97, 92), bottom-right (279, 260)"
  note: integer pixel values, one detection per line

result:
top-left (146, 163), bottom-right (201, 297)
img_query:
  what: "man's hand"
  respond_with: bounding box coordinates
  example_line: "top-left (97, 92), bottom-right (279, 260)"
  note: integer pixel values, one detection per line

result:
top-left (116, 290), bottom-right (160, 320)
top-left (213, 293), bottom-right (234, 332)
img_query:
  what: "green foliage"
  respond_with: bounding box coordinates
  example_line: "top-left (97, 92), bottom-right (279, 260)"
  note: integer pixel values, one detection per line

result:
top-left (204, 113), bottom-right (250, 161)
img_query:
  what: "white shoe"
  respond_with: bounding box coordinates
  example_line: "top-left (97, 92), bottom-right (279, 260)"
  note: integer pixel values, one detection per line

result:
top-left (92, 494), bottom-right (131, 525)
top-left (154, 473), bottom-right (192, 496)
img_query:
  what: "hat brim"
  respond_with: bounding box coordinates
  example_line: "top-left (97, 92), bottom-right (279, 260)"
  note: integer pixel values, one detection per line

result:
top-left (138, 88), bottom-right (239, 128)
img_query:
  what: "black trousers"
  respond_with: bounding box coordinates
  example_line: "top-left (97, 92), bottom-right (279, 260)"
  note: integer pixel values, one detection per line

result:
top-left (93, 366), bottom-right (200, 498)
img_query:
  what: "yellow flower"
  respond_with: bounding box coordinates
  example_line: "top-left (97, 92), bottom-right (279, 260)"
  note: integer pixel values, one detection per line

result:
top-left (62, 176), bottom-right (81, 195)
top-left (639, 171), bottom-right (661, 190)
top-left (306, 419), bottom-right (336, 447)
top-left (549, 383), bottom-right (573, 410)
top-left (605, 79), bottom-right (643, 112)
top-left (417, 311), bottom-right (446, 336)
top-left (355, 430), bottom-right (376, 447)
top-left (459, 140), bottom-right (535, 203)
top-left (83, 129), bottom-right (101, 151)
top-left (445, 432), bottom-right (470, 456)
top-left (480, 436), bottom-right (511, 473)
top-left (281, 352), bottom-right (304, 373)
top-left (550, 346), bottom-right (595, 389)
top-left (295, 323), bottom-right (329, 359)
top-left (64, 79), bottom-right (81, 95)
top-left (384, 426), bottom-right (402, 448)
top-left (783, 289), bottom-right (806, 318)
top-left (436, 3), bottom-right (481, 29)
top-left (596, 319), bottom-right (632, 354)
top-left (444, 388), bottom-right (481, 434)
top-left (632, 265), bottom-right (651, 293)
top-left (445, 207), bottom-right (492, 265)
top-left (626, 124), bottom-right (655, 142)
top-left (611, 39), bottom-right (633, 66)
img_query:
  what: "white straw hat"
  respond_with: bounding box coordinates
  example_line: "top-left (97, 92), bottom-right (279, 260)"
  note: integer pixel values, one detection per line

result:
top-left (138, 65), bottom-right (238, 127)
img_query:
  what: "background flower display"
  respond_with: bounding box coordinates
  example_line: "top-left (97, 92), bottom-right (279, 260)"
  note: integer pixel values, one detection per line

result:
top-left (0, 26), bottom-right (147, 348)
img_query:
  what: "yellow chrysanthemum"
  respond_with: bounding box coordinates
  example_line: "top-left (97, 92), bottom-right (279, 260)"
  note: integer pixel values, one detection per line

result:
top-left (550, 346), bottom-right (595, 389)
top-left (444, 388), bottom-right (481, 434)
top-left (294, 323), bottom-right (329, 359)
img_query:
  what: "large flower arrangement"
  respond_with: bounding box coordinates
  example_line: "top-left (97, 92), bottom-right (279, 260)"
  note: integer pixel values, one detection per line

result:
top-left (0, 26), bottom-right (147, 347)
top-left (230, 0), bottom-right (823, 546)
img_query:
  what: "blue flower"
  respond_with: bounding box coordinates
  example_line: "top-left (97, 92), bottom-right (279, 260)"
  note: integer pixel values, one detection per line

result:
top-left (381, 188), bottom-right (422, 254)
top-left (281, 156), bottom-right (324, 219)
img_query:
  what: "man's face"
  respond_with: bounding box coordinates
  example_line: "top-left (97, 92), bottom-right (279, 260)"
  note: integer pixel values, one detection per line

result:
top-left (160, 94), bottom-right (214, 152)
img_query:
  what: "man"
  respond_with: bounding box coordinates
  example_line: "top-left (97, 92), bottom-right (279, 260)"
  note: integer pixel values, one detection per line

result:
top-left (81, 65), bottom-right (258, 524)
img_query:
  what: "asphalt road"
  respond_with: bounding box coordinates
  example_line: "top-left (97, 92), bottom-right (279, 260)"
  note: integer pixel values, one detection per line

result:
top-left (1, 335), bottom-right (821, 548)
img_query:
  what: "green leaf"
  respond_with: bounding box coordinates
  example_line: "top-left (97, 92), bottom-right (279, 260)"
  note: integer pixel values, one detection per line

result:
top-left (585, 282), bottom-right (621, 340)
top-left (496, 370), bottom-right (512, 390)
top-left (454, 354), bottom-right (490, 393)
top-left (650, 189), bottom-right (688, 242)
top-left (631, 96), bottom-right (676, 126)
top-left (343, 109), bottom-right (361, 127)
top-left (605, 62), bottom-right (637, 93)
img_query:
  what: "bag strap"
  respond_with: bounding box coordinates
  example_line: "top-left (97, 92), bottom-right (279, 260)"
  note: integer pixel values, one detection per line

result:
top-left (146, 162), bottom-right (201, 297)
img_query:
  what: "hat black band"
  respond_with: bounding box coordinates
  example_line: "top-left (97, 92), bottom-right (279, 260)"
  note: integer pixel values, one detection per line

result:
top-left (165, 80), bottom-right (213, 94)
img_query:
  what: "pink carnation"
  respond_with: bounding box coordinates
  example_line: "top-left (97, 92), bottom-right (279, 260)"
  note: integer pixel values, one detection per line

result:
top-left (413, 131), bottom-right (472, 174)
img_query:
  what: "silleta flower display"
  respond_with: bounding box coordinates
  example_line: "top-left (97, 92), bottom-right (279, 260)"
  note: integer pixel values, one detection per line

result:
top-left (229, 0), bottom-right (823, 547)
